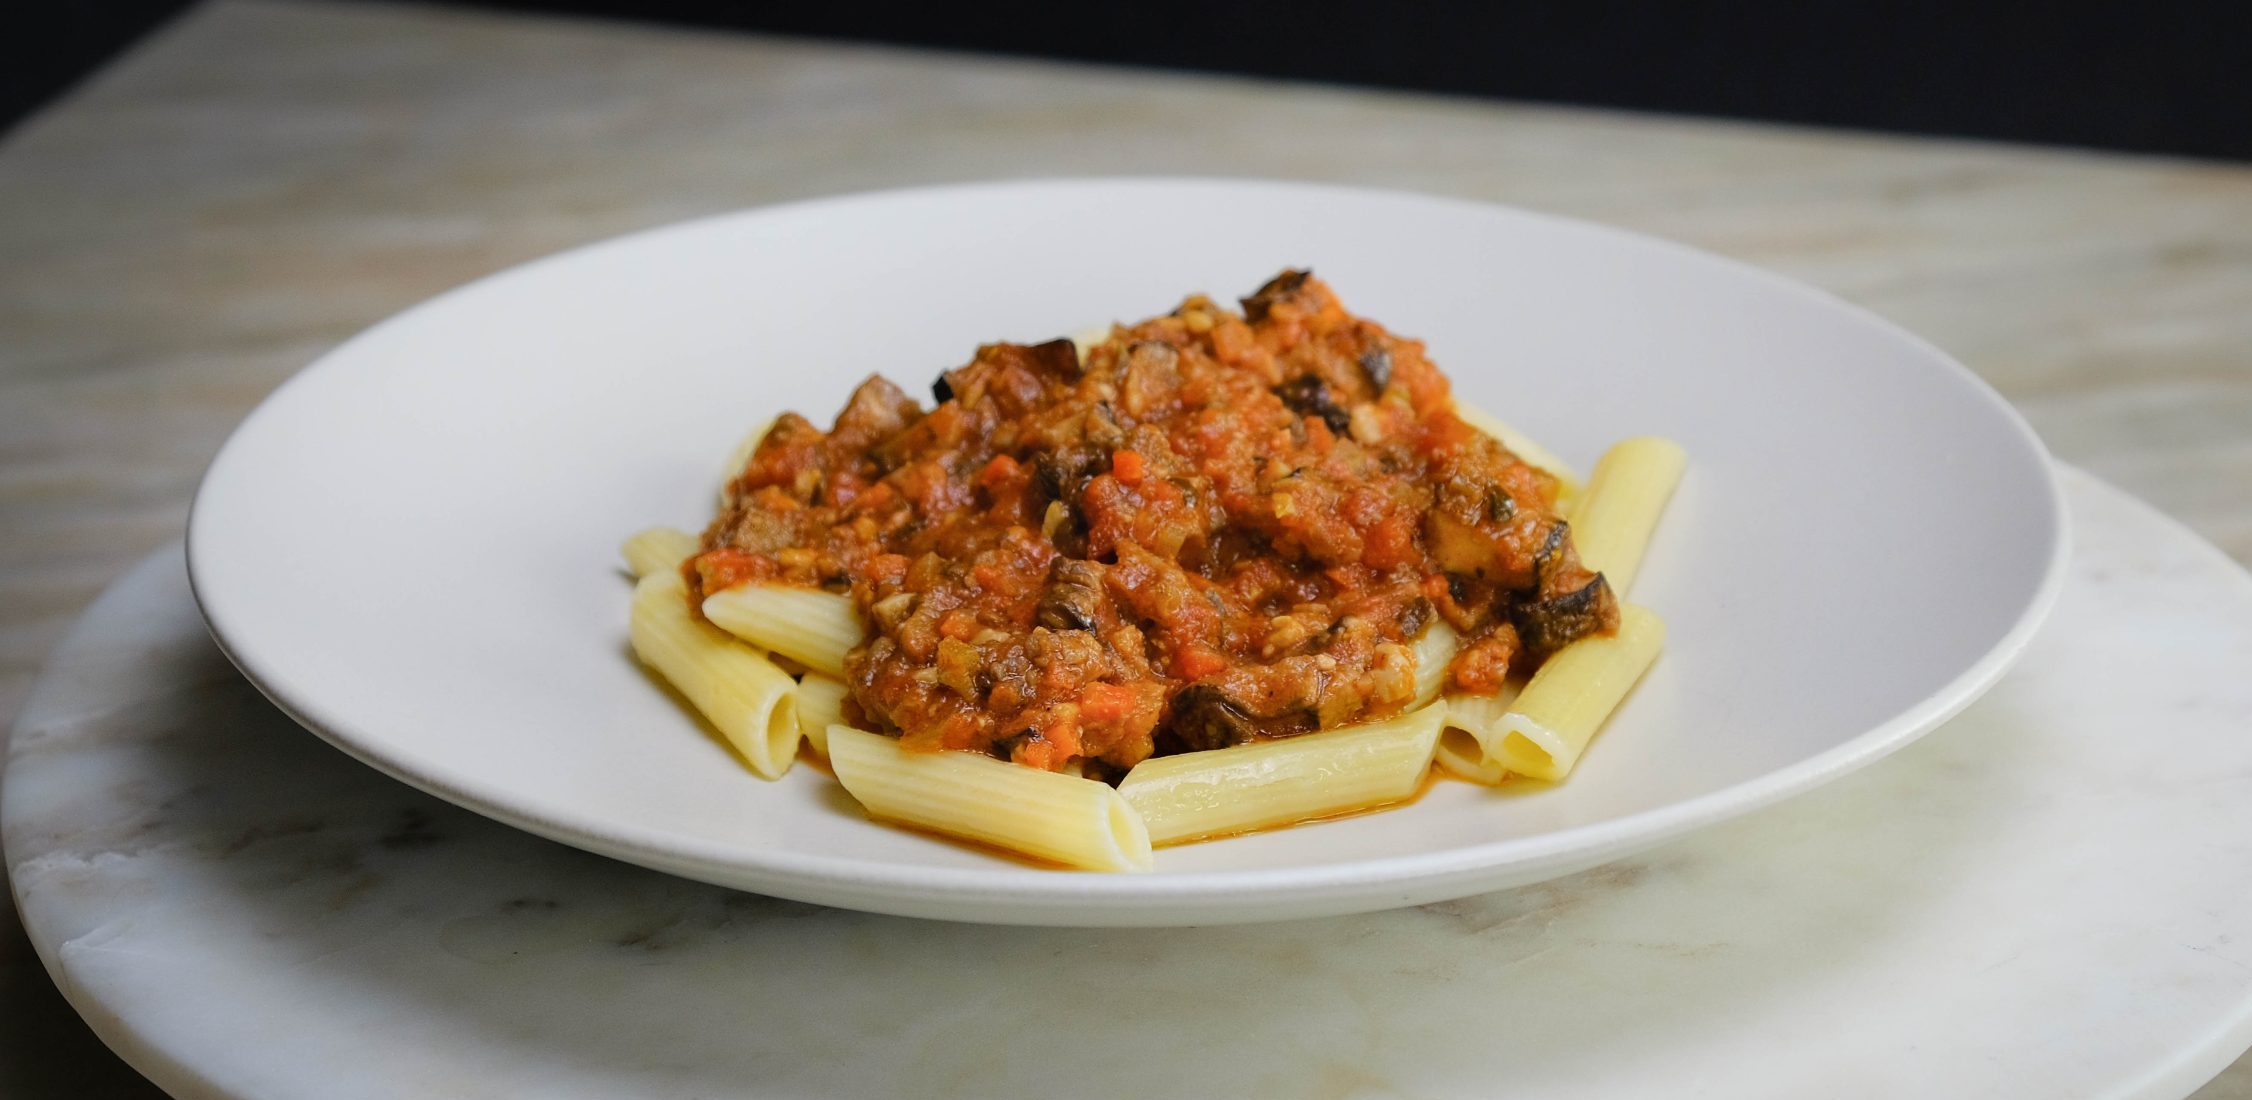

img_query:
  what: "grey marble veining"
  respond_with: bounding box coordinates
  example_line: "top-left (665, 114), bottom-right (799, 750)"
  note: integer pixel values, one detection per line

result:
top-left (2, 0), bottom-right (2249, 1094)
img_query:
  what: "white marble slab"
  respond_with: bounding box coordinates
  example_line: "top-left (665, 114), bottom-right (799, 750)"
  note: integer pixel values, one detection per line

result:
top-left (8, 466), bottom-right (2252, 1099)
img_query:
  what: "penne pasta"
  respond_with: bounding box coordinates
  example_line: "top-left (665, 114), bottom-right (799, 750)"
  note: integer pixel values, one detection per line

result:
top-left (621, 526), bottom-right (699, 580)
top-left (701, 585), bottom-right (863, 680)
top-left (1117, 703), bottom-right (1446, 845)
top-left (827, 725), bottom-right (1153, 871)
top-left (1434, 686), bottom-right (1520, 785)
top-left (717, 416), bottom-right (777, 505)
top-left (794, 674), bottom-right (850, 757)
top-left (1569, 436), bottom-right (1687, 594)
top-left (1453, 400), bottom-right (1583, 511)
top-left (1411, 620), bottom-right (1461, 709)
top-left (629, 571), bottom-right (801, 779)
top-left (1465, 603), bottom-right (1665, 781)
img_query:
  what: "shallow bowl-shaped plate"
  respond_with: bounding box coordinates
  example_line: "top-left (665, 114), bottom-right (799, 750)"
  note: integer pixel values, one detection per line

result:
top-left (188, 179), bottom-right (2066, 925)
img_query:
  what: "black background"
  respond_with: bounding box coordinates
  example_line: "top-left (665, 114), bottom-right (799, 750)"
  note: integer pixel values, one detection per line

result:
top-left (5, 3), bottom-right (2249, 156)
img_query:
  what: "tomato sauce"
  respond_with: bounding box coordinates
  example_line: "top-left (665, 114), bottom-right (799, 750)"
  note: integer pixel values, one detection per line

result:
top-left (693, 272), bottom-right (1616, 773)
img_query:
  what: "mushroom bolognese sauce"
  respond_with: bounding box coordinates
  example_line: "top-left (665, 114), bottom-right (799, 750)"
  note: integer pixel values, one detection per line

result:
top-left (688, 271), bottom-right (1618, 778)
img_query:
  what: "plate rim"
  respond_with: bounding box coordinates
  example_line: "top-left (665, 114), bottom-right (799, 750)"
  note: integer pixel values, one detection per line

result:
top-left (184, 176), bottom-right (2072, 917)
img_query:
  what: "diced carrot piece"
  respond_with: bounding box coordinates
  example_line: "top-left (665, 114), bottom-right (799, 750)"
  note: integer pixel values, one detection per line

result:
top-left (1174, 645), bottom-right (1228, 681)
top-left (978, 454), bottom-right (1023, 491)
top-left (1079, 682), bottom-right (1137, 723)
top-left (937, 609), bottom-right (980, 641)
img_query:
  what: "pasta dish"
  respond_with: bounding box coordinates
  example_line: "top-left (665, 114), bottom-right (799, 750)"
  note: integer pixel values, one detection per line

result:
top-left (622, 271), bottom-right (1683, 870)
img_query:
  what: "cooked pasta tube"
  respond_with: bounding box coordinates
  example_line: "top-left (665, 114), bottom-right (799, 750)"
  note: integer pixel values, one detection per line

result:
top-left (629, 572), bottom-right (801, 779)
top-left (717, 416), bottom-right (777, 504)
top-left (1453, 400), bottom-right (1583, 510)
top-left (1569, 437), bottom-right (1686, 594)
top-left (621, 526), bottom-right (699, 580)
top-left (701, 585), bottom-right (863, 680)
top-left (1117, 703), bottom-right (1446, 846)
top-left (793, 674), bottom-right (849, 757)
top-left (1434, 686), bottom-right (1520, 785)
top-left (1465, 604), bottom-right (1664, 781)
top-left (827, 726), bottom-right (1153, 871)
top-left (1411, 620), bottom-right (1461, 709)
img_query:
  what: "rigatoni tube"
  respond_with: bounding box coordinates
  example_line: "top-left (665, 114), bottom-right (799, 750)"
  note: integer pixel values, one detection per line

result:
top-left (629, 571), bottom-right (801, 779)
top-left (1434, 687), bottom-right (1519, 785)
top-left (1118, 703), bottom-right (1446, 845)
top-left (793, 674), bottom-right (849, 757)
top-left (1568, 437), bottom-right (1686, 593)
top-left (1410, 621), bottom-right (1461, 709)
top-left (827, 726), bottom-right (1153, 872)
top-left (620, 526), bottom-right (699, 580)
top-left (701, 585), bottom-right (864, 680)
top-left (1483, 604), bottom-right (1665, 781)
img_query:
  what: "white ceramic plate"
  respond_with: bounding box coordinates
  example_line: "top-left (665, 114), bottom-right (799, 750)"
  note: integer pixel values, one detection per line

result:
top-left (188, 179), bottom-right (2066, 926)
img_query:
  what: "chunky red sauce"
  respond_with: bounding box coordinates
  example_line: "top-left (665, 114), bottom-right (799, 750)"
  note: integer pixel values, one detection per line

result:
top-left (693, 272), bottom-right (1616, 774)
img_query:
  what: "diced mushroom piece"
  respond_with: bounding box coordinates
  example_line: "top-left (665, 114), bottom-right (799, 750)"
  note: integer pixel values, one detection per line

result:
top-left (1024, 338), bottom-right (1082, 378)
top-left (936, 339), bottom-right (1082, 408)
top-left (1083, 400), bottom-right (1127, 448)
top-left (1487, 489), bottom-right (1517, 523)
top-left (1033, 445), bottom-right (1107, 505)
top-left (1530, 519), bottom-right (1572, 577)
top-left (870, 591), bottom-right (918, 633)
top-left (1424, 510), bottom-right (1495, 577)
top-left (1026, 624), bottom-right (1107, 675)
top-left (1398, 597), bottom-right (1433, 638)
top-left (722, 501), bottom-right (804, 553)
top-left (1512, 574), bottom-right (1619, 657)
top-left (974, 338), bottom-right (1080, 382)
top-left (1118, 341), bottom-right (1182, 418)
top-left (1168, 683), bottom-right (1258, 752)
top-left (1358, 344), bottom-right (1393, 389)
top-left (834, 376), bottom-right (921, 443)
top-left (1423, 464), bottom-right (1555, 585)
top-left (1273, 375), bottom-right (1350, 434)
top-left (1041, 500), bottom-right (1073, 541)
top-left (1035, 560), bottom-right (1106, 631)
top-left (755, 411), bottom-right (822, 455)
top-left (1240, 269), bottom-right (1313, 323)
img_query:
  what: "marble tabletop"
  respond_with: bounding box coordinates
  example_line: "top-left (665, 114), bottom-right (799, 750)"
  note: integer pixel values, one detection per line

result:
top-left (0, 0), bottom-right (2246, 1094)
